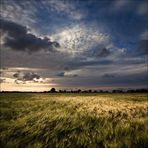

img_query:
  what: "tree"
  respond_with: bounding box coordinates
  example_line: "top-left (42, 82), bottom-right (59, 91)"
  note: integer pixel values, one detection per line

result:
top-left (50, 88), bottom-right (56, 93)
top-left (88, 90), bottom-right (92, 93)
top-left (77, 89), bottom-right (81, 93)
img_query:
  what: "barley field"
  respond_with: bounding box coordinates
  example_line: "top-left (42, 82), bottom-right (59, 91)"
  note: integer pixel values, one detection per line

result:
top-left (0, 93), bottom-right (148, 148)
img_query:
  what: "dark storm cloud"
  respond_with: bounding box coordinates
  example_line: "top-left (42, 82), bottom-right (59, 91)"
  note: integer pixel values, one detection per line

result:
top-left (0, 19), bottom-right (60, 52)
top-left (23, 72), bottom-right (40, 81)
top-left (13, 71), bottom-right (40, 83)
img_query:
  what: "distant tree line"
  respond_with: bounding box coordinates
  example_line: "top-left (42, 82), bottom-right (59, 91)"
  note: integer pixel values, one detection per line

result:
top-left (1, 88), bottom-right (148, 93)
top-left (48, 88), bottom-right (148, 93)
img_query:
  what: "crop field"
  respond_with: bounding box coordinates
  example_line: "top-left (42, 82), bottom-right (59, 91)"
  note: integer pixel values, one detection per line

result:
top-left (0, 93), bottom-right (148, 148)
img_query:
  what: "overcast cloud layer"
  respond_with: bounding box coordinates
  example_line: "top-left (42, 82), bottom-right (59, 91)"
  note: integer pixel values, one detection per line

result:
top-left (0, 0), bottom-right (148, 91)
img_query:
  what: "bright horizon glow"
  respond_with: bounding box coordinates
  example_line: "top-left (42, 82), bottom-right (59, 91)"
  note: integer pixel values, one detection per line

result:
top-left (1, 82), bottom-right (147, 92)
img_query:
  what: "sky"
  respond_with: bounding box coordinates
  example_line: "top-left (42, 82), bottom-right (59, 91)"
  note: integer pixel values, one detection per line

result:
top-left (0, 0), bottom-right (148, 92)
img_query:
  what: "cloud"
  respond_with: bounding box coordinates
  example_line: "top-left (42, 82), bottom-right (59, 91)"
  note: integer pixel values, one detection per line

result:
top-left (13, 71), bottom-right (41, 83)
top-left (0, 19), bottom-right (60, 52)
top-left (43, 0), bottom-right (84, 20)
top-left (0, 0), bottom-right (36, 26)
top-left (56, 71), bottom-right (78, 77)
top-left (51, 24), bottom-right (111, 57)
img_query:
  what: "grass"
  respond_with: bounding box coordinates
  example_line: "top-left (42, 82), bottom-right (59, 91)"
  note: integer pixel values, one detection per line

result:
top-left (0, 93), bottom-right (148, 148)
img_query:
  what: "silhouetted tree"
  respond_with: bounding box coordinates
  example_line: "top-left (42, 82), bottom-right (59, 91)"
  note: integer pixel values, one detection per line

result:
top-left (104, 90), bottom-right (109, 93)
top-left (126, 89), bottom-right (148, 93)
top-left (88, 90), bottom-right (92, 93)
top-left (77, 89), bottom-right (81, 93)
top-left (136, 89), bottom-right (148, 92)
top-left (127, 90), bottom-right (135, 93)
top-left (93, 90), bottom-right (98, 93)
top-left (50, 88), bottom-right (56, 93)
top-left (112, 89), bottom-right (123, 93)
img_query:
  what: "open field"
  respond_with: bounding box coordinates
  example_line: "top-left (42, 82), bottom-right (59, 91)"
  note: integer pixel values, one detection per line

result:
top-left (0, 93), bottom-right (148, 148)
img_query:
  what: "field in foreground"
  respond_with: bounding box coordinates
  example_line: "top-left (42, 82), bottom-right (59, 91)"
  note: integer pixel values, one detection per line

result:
top-left (0, 93), bottom-right (148, 148)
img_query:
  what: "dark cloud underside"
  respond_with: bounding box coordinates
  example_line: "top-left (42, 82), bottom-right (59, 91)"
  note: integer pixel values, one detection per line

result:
top-left (0, 19), bottom-right (60, 52)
